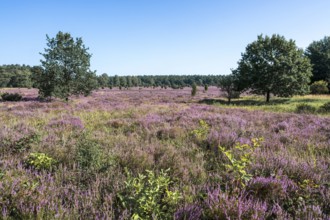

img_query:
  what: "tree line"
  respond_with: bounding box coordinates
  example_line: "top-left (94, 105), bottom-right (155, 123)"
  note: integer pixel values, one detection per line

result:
top-left (0, 64), bottom-right (34, 88)
top-left (0, 65), bottom-right (222, 90)
top-left (99, 74), bottom-right (221, 89)
top-left (1, 32), bottom-right (329, 101)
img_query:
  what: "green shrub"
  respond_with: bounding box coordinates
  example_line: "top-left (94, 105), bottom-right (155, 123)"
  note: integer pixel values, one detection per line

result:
top-left (219, 138), bottom-right (263, 187)
top-left (295, 103), bottom-right (317, 114)
top-left (319, 101), bottom-right (330, 113)
top-left (24, 153), bottom-right (56, 171)
top-left (76, 137), bottom-right (103, 171)
top-left (191, 83), bottom-right (197, 96)
top-left (1, 92), bottom-right (22, 101)
top-left (310, 80), bottom-right (329, 94)
top-left (191, 120), bottom-right (210, 141)
top-left (118, 169), bottom-right (181, 219)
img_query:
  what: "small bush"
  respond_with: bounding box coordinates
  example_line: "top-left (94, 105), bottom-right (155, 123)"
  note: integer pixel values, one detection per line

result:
top-left (219, 138), bottom-right (263, 187)
top-left (319, 101), bottom-right (330, 113)
top-left (310, 80), bottom-right (329, 94)
top-left (295, 103), bottom-right (317, 114)
top-left (1, 92), bottom-right (22, 101)
top-left (118, 169), bottom-right (181, 219)
top-left (24, 152), bottom-right (56, 171)
top-left (191, 83), bottom-right (197, 96)
top-left (76, 137), bottom-right (103, 172)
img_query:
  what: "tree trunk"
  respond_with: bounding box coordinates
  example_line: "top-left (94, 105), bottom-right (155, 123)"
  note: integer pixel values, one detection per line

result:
top-left (266, 91), bottom-right (270, 102)
top-left (228, 96), bottom-right (231, 104)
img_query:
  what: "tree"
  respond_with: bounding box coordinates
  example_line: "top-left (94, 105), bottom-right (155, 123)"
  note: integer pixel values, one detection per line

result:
top-left (219, 73), bottom-right (240, 104)
top-left (234, 34), bottom-right (312, 102)
top-left (0, 64), bottom-right (33, 88)
top-left (204, 84), bottom-right (208, 92)
top-left (305, 36), bottom-right (330, 84)
top-left (191, 83), bottom-right (197, 96)
top-left (35, 31), bottom-right (97, 100)
top-left (97, 73), bottom-right (109, 89)
top-left (310, 80), bottom-right (329, 94)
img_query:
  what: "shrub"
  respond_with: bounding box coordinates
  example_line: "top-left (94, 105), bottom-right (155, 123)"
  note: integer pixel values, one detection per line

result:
top-left (76, 137), bottom-right (103, 172)
top-left (24, 152), bottom-right (57, 171)
top-left (295, 103), bottom-right (317, 114)
top-left (1, 92), bottom-right (22, 101)
top-left (191, 120), bottom-right (210, 142)
top-left (219, 138), bottom-right (263, 187)
top-left (319, 101), bottom-right (330, 113)
top-left (310, 80), bottom-right (329, 94)
top-left (118, 169), bottom-right (181, 219)
top-left (191, 83), bottom-right (197, 96)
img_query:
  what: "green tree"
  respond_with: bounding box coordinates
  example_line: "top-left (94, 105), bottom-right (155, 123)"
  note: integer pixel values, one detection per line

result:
top-left (31, 66), bottom-right (54, 98)
top-left (235, 34), bottom-right (312, 102)
top-left (204, 84), bottom-right (208, 91)
top-left (97, 73), bottom-right (109, 89)
top-left (0, 65), bottom-right (33, 88)
top-left (219, 73), bottom-right (240, 104)
top-left (36, 31), bottom-right (97, 100)
top-left (305, 36), bottom-right (330, 84)
top-left (191, 83), bottom-right (197, 96)
top-left (113, 75), bottom-right (120, 87)
top-left (310, 80), bottom-right (329, 94)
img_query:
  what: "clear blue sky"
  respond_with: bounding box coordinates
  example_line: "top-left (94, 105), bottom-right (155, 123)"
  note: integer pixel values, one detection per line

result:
top-left (1, 0), bottom-right (329, 75)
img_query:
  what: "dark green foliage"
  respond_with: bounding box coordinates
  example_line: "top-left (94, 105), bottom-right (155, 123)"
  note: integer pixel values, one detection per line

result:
top-left (295, 103), bottom-right (317, 114)
top-left (36, 31), bottom-right (98, 100)
top-left (319, 101), bottom-right (330, 113)
top-left (76, 137), bottom-right (103, 172)
top-left (31, 65), bottom-right (54, 98)
top-left (97, 73), bottom-right (110, 89)
top-left (2, 64), bottom-right (223, 90)
top-left (103, 74), bottom-right (222, 89)
top-left (305, 36), bottom-right (330, 84)
top-left (310, 80), bottom-right (329, 94)
top-left (1, 92), bottom-right (22, 101)
top-left (219, 74), bottom-right (240, 104)
top-left (235, 34), bottom-right (312, 102)
top-left (191, 83), bottom-right (197, 96)
top-left (0, 64), bottom-right (33, 88)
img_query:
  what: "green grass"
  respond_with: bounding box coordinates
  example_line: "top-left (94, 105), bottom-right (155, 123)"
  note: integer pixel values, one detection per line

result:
top-left (200, 94), bottom-right (330, 115)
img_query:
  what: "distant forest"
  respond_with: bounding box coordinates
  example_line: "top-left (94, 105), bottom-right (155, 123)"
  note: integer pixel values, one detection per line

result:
top-left (0, 64), bottom-right (222, 89)
top-left (0, 64), bottom-right (34, 88)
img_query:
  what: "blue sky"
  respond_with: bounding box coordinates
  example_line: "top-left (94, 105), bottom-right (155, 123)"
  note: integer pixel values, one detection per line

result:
top-left (1, 0), bottom-right (329, 75)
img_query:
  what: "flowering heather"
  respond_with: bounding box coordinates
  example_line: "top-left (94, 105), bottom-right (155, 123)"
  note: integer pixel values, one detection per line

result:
top-left (0, 87), bottom-right (329, 219)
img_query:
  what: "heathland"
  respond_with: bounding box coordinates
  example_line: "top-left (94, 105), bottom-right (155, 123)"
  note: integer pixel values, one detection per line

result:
top-left (0, 87), bottom-right (329, 219)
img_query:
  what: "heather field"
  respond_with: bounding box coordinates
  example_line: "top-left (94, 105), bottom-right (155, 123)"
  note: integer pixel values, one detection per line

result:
top-left (0, 87), bottom-right (329, 219)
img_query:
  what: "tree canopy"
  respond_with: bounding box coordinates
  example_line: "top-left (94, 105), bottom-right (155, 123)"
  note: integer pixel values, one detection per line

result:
top-left (305, 36), bottom-right (330, 85)
top-left (218, 73), bottom-right (240, 104)
top-left (234, 34), bottom-right (312, 102)
top-left (0, 64), bottom-right (33, 88)
top-left (34, 31), bottom-right (97, 100)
